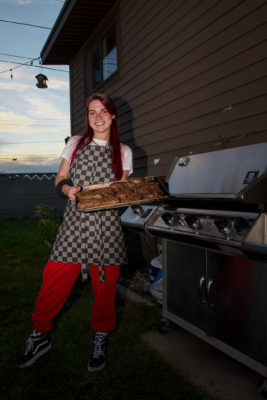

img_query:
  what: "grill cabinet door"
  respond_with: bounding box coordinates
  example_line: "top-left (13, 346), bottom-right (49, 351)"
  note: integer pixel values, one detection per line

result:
top-left (206, 251), bottom-right (267, 365)
top-left (163, 239), bottom-right (206, 332)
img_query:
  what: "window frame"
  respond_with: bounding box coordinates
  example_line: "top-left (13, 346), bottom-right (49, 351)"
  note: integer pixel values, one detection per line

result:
top-left (87, 22), bottom-right (119, 92)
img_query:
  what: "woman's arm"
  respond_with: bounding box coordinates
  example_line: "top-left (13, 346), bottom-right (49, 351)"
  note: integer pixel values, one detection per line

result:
top-left (121, 170), bottom-right (131, 180)
top-left (121, 144), bottom-right (133, 179)
top-left (55, 158), bottom-right (80, 201)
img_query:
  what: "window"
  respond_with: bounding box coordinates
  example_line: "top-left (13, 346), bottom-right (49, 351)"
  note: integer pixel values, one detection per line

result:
top-left (89, 25), bottom-right (118, 90)
top-left (91, 47), bottom-right (101, 89)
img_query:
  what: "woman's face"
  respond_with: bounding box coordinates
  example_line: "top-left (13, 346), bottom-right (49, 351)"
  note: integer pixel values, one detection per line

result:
top-left (88, 99), bottom-right (115, 139)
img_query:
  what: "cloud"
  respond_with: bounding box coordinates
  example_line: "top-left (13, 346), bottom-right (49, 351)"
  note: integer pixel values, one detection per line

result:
top-left (0, 111), bottom-right (34, 133)
top-left (0, 120), bottom-right (68, 136)
top-left (0, 157), bottom-right (60, 173)
top-left (25, 94), bottom-right (69, 121)
top-left (0, 63), bottom-right (69, 92)
top-left (9, 0), bottom-right (65, 6)
top-left (0, 79), bottom-right (32, 93)
top-left (46, 77), bottom-right (69, 90)
top-left (0, 75), bottom-right (69, 92)
top-left (0, 58), bottom-right (69, 172)
top-left (0, 63), bottom-right (70, 135)
top-left (0, 132), bottom-right (66, 162)
top-left (16, 0), bottom-right (32, 4)
top-left (0, 104), bottom-right (69, 135)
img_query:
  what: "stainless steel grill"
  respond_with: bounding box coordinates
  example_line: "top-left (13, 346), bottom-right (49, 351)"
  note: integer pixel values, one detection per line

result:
top-left (146, 142), bottom-right (267, 259)
top-left (165, 141), bottom-right (267, 201)
top-left (147, 206), bottom-right (259, 258)
top-left (121, 141), bottom-right (267, 377)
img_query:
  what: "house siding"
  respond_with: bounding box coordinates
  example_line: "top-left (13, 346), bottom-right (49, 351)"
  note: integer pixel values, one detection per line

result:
top-left (70, 49), bottom-right (86, 135)
top-left (69, 0), bottom-right (267, 176)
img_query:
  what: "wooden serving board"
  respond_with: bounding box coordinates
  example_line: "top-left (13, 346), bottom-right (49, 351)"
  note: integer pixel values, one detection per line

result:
top-left (75, 176), bottom-right (169, 212)
top-left (76, 195), bottom-right (169, 212)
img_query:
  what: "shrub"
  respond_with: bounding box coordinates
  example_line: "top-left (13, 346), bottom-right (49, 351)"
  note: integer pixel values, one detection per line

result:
top-left (35, 204), bottom-right (61, 243)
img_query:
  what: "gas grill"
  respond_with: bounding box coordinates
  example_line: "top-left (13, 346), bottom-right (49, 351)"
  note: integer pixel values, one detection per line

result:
top-left (121, 142), bottom-right (267, 377)
top-left (146, 142), bottom-right (267, 259)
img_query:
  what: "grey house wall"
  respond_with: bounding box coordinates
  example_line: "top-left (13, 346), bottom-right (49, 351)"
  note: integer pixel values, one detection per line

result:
top-left (69, 0), bottom-right (267, 177)
top-left (0, 174), bottom-right (66, 219)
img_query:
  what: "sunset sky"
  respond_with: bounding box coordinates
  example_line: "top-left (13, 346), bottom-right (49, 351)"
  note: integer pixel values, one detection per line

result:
top-left (0, 0), bottom-right (70, 173)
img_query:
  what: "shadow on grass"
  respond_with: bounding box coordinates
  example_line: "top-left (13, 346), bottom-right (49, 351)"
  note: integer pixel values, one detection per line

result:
top-left (53, 278), bottom-right (90, 331)
top-left (53, 271), bottom-right (129, 335)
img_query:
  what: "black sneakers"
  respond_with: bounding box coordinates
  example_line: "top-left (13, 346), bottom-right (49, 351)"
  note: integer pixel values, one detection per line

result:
top-left (87, 332), bottom-right (108, 372)
top-left (18, 331), bottom-right (108, 371)
top-left (17, 332), bottom-right (52, 368)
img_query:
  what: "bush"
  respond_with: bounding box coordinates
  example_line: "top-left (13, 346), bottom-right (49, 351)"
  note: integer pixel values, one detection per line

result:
top-left (35, 204), bottom-right (62, 243)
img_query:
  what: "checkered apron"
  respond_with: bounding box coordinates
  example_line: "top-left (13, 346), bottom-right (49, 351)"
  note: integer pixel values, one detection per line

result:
top-left (49, 143), bottom-right (127, 282)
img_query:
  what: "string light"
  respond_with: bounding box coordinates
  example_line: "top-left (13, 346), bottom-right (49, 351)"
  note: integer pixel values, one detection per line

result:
top-left (0, 59), bottom-right (68, 74)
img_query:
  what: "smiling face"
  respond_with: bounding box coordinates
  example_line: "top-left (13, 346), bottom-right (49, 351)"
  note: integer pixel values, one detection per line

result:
top-left (88, 99), bottom-right (115, 140)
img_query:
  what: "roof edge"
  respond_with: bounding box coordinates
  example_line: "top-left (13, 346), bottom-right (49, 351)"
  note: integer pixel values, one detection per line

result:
top-left (40, 0), bottom-right (76, 65)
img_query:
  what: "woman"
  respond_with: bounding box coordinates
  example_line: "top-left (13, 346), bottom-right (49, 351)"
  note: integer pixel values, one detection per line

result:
top-left (17, 93), bottom-right (133, 372)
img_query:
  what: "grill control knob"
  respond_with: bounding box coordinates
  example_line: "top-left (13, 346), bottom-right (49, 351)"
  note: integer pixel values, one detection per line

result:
top-left (162, 212), bottom-right (178, 227)
top-left (184, 215), bottom-right (201, 233)
top-left (132, 205), bottom-right (143, 216)
top-left (214, 217), bottom-right (228, 231)
top-left (214, 218), bottom-right (232, 239)
top-left (234, 218), bottom-right (250, 235)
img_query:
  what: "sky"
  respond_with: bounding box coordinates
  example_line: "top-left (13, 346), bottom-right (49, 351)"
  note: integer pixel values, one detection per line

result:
top-left (0, 0), bottom-right (70, 173)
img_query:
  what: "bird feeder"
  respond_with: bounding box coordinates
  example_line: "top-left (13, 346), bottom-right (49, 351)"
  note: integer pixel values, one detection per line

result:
top-left (35, 73), bottom-right (48, 88)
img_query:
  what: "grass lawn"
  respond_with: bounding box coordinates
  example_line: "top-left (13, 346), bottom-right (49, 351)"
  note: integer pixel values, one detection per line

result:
top-left (0, 218), bottom-right (214, 400)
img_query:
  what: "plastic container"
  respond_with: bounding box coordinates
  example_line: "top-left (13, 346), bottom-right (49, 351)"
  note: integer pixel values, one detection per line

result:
top-left (149, 256), bottom-right (163, 304)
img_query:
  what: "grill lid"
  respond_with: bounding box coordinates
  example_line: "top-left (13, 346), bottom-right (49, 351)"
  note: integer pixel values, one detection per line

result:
top-left (166, 142), bottom-right (267, 203)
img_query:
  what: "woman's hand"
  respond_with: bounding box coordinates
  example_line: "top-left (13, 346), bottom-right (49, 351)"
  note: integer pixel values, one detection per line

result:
top-left (62, 184), bottom-right (81, 201)
top-left (55, 159), bottom-right (81, 201)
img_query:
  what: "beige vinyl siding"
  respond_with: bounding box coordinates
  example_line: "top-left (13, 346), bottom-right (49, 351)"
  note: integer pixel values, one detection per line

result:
top-left (70, 0), bottom-right (267, 176)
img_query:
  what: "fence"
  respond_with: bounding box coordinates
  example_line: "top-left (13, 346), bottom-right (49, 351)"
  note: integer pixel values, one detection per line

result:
top-left (0, 173), bottom-right (66, 219)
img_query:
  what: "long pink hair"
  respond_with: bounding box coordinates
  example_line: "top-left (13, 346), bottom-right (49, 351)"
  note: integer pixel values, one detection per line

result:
top-left (70, 93), bottom-right (123, 180)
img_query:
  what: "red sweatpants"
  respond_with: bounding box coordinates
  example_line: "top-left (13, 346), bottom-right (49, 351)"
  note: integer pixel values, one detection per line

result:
top-left (31, 260), bottom-right (120, 333)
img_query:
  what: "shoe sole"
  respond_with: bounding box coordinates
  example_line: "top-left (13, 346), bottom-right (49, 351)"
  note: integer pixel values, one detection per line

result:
top-left (19, 343), bottom-right (52, 368)
top-left (87, 361), bottom-right (106, 372)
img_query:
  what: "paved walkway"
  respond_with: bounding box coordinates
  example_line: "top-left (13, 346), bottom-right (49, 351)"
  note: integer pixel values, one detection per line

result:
top-left (117, 283), bottom-right (264, 400)
top-left (143, 328), bottom-right (263, 400)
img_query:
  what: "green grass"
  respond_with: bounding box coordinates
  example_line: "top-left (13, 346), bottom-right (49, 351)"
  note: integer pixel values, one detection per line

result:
top-left (0, 218), bottom-right (214, 400)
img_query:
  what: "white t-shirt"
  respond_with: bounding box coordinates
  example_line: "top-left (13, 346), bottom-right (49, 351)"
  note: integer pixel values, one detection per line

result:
top-left (61, 135), bottom-right (133, 174)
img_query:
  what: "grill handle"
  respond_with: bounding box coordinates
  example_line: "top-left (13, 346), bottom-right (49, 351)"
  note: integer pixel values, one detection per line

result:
top-left (199, 276), bottom-right (207, 304)
top-left (206, 279), bottom-right (215, 308)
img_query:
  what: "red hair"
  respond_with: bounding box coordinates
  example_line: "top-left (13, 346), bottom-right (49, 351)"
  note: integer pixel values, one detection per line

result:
top-left (70, 93), bottom-right (123, 180)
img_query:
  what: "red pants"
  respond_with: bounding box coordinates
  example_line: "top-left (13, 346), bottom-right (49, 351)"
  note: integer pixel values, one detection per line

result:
top-left (32, 260), bottom-right (120, 333)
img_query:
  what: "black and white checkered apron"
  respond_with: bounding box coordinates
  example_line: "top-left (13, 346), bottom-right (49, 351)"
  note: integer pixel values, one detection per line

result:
top-left (49, 143), bottom-right (127, 282)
